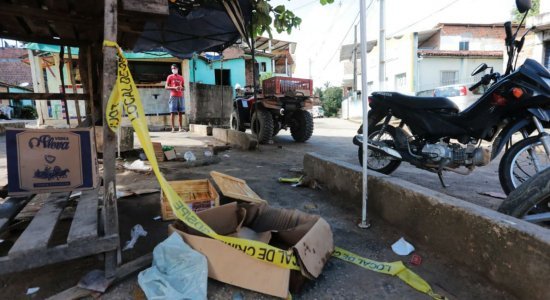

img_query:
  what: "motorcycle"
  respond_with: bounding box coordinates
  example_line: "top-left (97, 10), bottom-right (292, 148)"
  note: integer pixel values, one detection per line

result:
top-left (353, 0), bottom-right (550, 193)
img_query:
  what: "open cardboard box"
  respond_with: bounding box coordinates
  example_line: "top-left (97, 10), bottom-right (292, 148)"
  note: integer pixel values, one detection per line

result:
top-left (169, 202), bottom-right (334, 298)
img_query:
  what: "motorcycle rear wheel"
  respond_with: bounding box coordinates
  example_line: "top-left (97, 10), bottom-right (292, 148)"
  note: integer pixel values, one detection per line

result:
top-left (499, 136), bottom-right (550, 194)
top-left (359, 124), bottom-right (401, 174)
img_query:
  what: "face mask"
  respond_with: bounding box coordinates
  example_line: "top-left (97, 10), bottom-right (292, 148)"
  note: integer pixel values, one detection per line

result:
top-left (172, 69), bottom-right (178, 74)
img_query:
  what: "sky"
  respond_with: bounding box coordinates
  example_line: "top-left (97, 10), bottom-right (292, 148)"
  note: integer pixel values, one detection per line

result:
top-left (269, 0), bottom-right (519, 88)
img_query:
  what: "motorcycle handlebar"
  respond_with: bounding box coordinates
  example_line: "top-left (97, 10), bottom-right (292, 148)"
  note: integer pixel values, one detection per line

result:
top-left (504, 21), bottom-right (513, 46)
top-left (469, 81), bottom-right (483, 92)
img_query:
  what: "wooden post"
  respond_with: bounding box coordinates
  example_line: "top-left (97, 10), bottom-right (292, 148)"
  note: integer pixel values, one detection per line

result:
top-left (58, 46), bottom-right (71, 125)
top-left (78, 45), bottom-right (93, 126)
top-left (67, 47), bottom-right (82, 125)
top-left (101, 0), bottom-right (119, 278)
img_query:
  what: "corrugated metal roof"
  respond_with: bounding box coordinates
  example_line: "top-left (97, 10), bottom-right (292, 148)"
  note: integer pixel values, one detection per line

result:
top-left (418, 50), bottom-right (503, 57)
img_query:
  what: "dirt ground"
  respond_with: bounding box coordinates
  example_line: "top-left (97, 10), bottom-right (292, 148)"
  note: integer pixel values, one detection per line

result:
top-left (0, 118), bottom-right (516, 299)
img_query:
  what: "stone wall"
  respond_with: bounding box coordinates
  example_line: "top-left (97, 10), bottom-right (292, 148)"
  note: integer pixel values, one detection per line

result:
top-left (188, 83), bottom-right (233, 126)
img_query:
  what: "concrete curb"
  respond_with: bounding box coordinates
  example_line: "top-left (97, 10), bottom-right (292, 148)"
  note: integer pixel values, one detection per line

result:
top-left (303, 152), bottom-right (550, 300)
top-left (190, 124), bottom-right (212, 136)
top-left (211, 128), bottom-right (257, 151)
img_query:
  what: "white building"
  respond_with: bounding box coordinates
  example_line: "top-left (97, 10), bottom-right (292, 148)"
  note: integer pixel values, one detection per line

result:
top-left (340, 23), bottom-right (517, 118)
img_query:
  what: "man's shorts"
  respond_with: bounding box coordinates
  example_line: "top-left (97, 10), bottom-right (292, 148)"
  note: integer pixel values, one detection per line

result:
top-left (168, 96), bottom-right (185, 113)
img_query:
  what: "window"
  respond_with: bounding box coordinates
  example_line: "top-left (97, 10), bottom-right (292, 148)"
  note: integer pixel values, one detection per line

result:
top-left (255, 62), bottom-right (267, 72)
top-left (215, 69), bottom-right (231, 85)
top-left (441, 70), bottom-right (458, 85)
top-left (459, 41), bottom-right (469, 51)
top-left (394, 73), bottom-right (407, 90)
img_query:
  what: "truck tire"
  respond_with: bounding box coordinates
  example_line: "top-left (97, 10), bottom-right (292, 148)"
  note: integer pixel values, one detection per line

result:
top-left (291, 110), bottom-right (314, 142)
top-left (251, 109), bottom-right (274, 144)
top-left (230, 108), bottom-right (245, 132)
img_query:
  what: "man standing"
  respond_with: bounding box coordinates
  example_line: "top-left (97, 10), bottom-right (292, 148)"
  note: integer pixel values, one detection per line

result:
top-left (165, 64), bottom-right (185, 132)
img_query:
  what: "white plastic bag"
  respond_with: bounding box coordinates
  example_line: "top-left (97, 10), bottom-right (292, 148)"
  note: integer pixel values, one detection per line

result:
top-left (123, 224), bottom-right (148, 251)
top-left (138, 233), bottom-right (208, 300)
top-left (184, 151), bottom-right (196, 161)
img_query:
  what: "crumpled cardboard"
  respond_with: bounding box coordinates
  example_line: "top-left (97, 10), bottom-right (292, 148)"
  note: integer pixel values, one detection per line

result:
top-left (169, 202), bottom-right (334, 298)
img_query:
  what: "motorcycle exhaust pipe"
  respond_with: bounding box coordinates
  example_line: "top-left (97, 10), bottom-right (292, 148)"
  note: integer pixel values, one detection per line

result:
top-left (366, 142), bottom-right (402, 160)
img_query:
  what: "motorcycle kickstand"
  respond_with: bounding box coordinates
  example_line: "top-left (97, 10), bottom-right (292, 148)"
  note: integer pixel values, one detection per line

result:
top-left (437, 171), bottom-right (449, 188)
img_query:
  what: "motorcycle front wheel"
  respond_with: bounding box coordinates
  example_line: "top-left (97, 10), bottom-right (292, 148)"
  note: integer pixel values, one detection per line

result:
top-left (498, 166), bottom-right (550, 226)
top-left (499, 136), bottom-right (550, 194)
top-left (359, 124), bottom-right (401, 174)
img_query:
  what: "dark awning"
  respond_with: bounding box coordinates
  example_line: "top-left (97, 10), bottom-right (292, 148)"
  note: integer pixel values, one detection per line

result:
top-left (133, 0), bottom-right (252, 59)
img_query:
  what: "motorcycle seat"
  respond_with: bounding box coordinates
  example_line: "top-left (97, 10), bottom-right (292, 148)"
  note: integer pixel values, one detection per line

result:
top-left (371, 92), bottom-right (459, 112)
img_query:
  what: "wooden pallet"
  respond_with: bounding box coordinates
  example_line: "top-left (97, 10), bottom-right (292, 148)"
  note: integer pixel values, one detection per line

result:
top-left (0, 189), bottom-right (119, 275)
top-left (210, 171), bottom-right (266, 204)
top-left (161, 179), bottom-right (219, 220)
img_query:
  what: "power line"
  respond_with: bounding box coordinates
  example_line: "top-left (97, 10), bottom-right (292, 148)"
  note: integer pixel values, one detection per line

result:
top-left (388, 0), bottom-right (462, 36)
top-left (290, 0), bottom-right (318, 11)
top-left (305, 0), bottom-right (357, 54)
top-left (318, 0), bottom-right (376, 73)
top-left (320, 12), bottom-right (360, 72)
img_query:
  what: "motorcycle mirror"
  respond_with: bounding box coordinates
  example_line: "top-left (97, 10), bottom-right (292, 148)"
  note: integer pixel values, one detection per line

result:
top-left (471, 63), bottom-right (488, 76)
top-left (516, 0), bottom-right (532, 13)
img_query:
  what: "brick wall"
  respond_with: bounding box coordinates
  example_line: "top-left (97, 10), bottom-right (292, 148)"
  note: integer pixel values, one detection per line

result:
top-left (419, 24), bottom-right (526, 49)
top-left (222, 46), bottom-right (244, 60)
top-left (0, 48), bottom-right (32, 86)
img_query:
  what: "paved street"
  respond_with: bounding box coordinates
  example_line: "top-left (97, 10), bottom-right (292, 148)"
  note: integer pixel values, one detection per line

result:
top-left (267, 117), bottom-right (506, 210)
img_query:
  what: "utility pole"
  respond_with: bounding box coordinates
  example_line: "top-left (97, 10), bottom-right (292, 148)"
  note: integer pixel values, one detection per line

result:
top-left (353, 24), bottom-right (358, 92)
top-left (379, 0), bottom-right (385, 90)
top-left (359, 0), bottom-right (370, 229)
top-left (350, 23), bottom-right (357, 120)
top-left (309, 57), bottom-right (312, 80)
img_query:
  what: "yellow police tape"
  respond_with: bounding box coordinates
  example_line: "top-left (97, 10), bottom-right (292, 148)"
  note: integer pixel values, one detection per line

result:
top-left (103, 40), bottom-right (444, 299)
top-left (333, 247), bottom-right (446, 299)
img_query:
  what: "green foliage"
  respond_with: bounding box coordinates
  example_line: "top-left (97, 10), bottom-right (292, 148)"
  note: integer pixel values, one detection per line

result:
top-left (314, 87), bottom-right (323, 98)
top-left (319, 86), bottom-right (343, 117)
top-left (260, 72), bottom-right (273, 83)
top-left (513, 0), bottom-right (538, 22)
top-left (20, 105), bottom-right (37, 119)
top-left (251, 0), bottom-right (333, 38)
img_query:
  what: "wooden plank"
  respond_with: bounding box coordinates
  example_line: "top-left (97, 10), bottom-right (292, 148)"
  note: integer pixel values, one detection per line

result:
top-left (67, 46), bottom-right (82, 124)
top-left (0, 2), bottom-right (94, 25)
top-left (102, 0), bottom-right (120, 278)
top-left (67, 189), bottom-right (98, 244)
top-left (0, 235), bottom-right (119, 276)
top-left (8, 192), bottom-right (71, 256)
top-left (122, 0), bottom-right (169, 16)
top-left (46, 253), bottom-right (152, 300)
top-left (0, 93), bottom-right (90, 100)
top-left (210, 171), bottom-right (267, 203)
top-left (0, 195), bottom-right (33, 233)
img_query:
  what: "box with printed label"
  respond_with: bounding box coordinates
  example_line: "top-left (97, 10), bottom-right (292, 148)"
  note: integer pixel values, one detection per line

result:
top-left (6, 128), bottom-right (99, 195)
top-left (169, 202), bottom-right (334, 298)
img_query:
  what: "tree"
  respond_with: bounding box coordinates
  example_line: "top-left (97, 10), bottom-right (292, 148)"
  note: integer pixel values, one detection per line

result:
top-left (320, 86), bottom-right (343, 117)
top-left (250, 0), bottom-right (334, 38)
top-left (513, 0), bottom-right (539, 22)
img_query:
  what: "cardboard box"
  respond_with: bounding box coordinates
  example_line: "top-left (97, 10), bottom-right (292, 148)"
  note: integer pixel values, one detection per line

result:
top-left (6, 128), bottom-right (99, 195)
top-left (169, 202), bottom-right (334, 298)
top-left (161, 179), bottom-right (220, 220)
